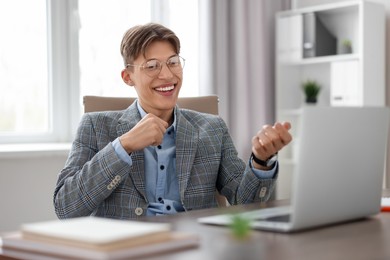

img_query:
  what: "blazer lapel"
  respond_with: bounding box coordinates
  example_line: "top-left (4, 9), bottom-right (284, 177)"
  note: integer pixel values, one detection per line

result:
top-left (175, 109), bottom-right (198, 200)
top-left (116, 103), bottom-right (147, 200)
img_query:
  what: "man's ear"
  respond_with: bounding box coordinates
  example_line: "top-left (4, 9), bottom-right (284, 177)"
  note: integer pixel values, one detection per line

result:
top-left (121, 69), bottom-right (134, 86)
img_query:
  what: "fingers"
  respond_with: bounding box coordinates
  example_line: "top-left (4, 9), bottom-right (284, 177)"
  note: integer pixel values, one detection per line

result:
top-left (281, 121), bottom-right (291, 130)
top-left (274, 122), bottom-right (292, 145)
top-left (139, 114), bottom-right (168, 138)
top-left (139, 114), bottom-right (168, 145)
top-left (252, 122), bottom-right (292, 161)
top-left (120, 113), bottom-right (169, 153)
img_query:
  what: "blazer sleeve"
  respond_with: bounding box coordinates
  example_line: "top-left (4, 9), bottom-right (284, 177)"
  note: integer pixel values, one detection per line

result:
top-left (216, 118), bottom-right (277, 204)
top-left (53, 113), bottom-right (130, 219)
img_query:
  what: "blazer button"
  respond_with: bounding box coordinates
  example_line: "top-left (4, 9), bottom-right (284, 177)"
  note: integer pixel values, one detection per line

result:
top-left (114, 175), bottom-right (121, 181)
top-left (135, 207), bottom-right (143, 216)
top-left (259, 187), bottom-right (267, 198)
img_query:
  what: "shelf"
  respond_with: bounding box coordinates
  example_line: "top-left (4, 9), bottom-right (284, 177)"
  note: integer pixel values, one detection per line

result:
top-left (275, 0), bottom-right (385, 200)
top-left (279, 53), bottom-right (359, 66)
top-left (277, 108), bottom-right (303, 117)
top-left (278, 0), bottom-right (361, 17)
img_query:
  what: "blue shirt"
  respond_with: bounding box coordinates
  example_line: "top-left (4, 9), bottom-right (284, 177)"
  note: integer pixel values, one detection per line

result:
top-left (112, 100), bottom-right (276, 216)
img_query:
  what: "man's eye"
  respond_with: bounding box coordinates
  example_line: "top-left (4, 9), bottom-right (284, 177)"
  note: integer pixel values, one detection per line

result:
top-left (144, 61), bottom-right (160, 70)
top-left (168, 57), bottom-right (180, 66)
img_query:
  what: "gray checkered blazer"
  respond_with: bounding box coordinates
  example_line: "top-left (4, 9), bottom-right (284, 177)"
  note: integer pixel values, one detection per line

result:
top-left (54, 102), bottom-right (277, 219)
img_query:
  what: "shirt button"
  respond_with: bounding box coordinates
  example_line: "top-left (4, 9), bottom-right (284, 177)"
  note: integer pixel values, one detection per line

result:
top-left (160, 165), bottom-right (165, 170)
top-left (135, 207), bottom-right (143, 216)
top-left (166, 205), bottom-right (171, 211)
top-left (157, 145), bottom-right (162, 149)
top-left (158, 197), bottom-right (163, 202)
top-left (259, 187), bottom-right (267, 198)
top-left (167, 131), bottom-right (171, 135)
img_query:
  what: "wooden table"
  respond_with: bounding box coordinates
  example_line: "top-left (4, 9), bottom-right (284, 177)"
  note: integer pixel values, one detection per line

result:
top-left (2, 197), bottom-right (390, 260)
top-left (140, 200), bottom-right (390, 260)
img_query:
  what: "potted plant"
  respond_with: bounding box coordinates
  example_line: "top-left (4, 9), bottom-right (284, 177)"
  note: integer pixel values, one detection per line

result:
top-left (340, 39), bottom-right (352, 54)
top-left (229, 214), bottom-right (252, 240)
top-left (302, 80), bottom-right (321, 104)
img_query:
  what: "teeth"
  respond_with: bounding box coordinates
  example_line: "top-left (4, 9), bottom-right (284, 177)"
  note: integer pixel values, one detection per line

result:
top-left (155, 85), bottom-right (174, 92)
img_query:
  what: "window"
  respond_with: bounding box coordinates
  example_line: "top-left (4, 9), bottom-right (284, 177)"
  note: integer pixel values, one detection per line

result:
top-left (165, 0), bottom-right (199, 97)
top-left (0, 0), bottom-right (49, 141)
top-left (78, 0), bottom-right (199, 98)
top-left (0, 0), bottom-right (200, 144)
top-left (78, 0), bottom-right (151, 98)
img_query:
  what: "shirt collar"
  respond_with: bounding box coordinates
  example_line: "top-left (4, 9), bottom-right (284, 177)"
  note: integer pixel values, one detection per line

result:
top-left (136, 99), bottom-right (177, 132)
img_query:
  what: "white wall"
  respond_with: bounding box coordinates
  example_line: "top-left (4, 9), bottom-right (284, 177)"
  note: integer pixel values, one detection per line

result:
top-left (0, 152), bottom-right (67, 232)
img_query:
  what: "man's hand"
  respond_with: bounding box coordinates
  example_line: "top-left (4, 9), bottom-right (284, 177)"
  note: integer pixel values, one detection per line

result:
top-left (251, 122), bottom-right (292, 169)
top-left (119, 114), bottom-right (168, 154)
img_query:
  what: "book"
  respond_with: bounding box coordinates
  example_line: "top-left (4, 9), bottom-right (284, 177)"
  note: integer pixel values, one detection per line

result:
top-left (1, 231), bottom-right (199, 260)
top-left (20, 217), bottom-right (172, 251)
top-left (1, 217), bottom-right (199, 259)
top-left (381, 197), bottom-right (390, 212)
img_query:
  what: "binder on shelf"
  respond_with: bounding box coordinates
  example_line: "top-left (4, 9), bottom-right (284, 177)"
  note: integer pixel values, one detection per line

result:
top-left (303, 12), bottom-right (337, 58)
top-left (330, 60), bottom-right (361, 106)
top-left (277, 14), bottom-right (303, 63)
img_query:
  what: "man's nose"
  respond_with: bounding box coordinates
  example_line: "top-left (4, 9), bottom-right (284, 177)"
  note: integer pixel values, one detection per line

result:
top-left (158, 63), bottom-right (174, 78)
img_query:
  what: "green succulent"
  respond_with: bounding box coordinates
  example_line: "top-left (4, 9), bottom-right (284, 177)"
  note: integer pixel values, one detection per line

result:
top-left (229, 214), bottom-right (252, 240)
top-left (342, 39), bottom-right (352, 47)
top-left (302, 80), bottom-right (321, 103)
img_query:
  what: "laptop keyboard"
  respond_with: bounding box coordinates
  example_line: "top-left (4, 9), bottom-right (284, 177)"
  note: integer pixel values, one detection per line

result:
top-left (263, 214), bottom-right (291, 222)
top-left (239, 206), bottom-right (291, 220)
top-left (197, 205), bottom-right (292, 227)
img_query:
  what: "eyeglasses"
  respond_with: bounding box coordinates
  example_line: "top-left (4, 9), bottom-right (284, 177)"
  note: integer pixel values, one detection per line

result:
top-left (126, 55), bottom-right (185, 78)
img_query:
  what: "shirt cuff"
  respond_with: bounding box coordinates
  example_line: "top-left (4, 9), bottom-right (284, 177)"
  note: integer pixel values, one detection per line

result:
top-left (249, 158), bottom-right (277, 179)
top-left (112, 138), bottom-right (132, 165)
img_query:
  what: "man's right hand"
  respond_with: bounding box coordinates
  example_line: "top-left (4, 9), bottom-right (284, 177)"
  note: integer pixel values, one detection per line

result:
top-left (119, 113), bottom-right (168, 154)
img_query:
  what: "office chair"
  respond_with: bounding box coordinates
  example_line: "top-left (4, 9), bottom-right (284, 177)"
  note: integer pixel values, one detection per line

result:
top-left (83, 95), bottom-right (219, 114)
top-left (83, 95), bottom-right (229, 207)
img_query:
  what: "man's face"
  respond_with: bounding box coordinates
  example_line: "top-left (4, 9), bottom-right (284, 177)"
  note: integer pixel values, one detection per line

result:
top-left (122, 41), bottom-right (183, 116)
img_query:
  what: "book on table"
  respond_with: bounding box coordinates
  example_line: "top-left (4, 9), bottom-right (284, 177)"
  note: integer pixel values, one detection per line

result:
top-left (382, 197), bottom-right (390, 212)
top-left (0, 216), bottom-right (199, 260)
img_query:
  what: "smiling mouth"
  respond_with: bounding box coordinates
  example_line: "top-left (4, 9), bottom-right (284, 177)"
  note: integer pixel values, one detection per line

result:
top-left (155, 84), bottom-right (175, 92)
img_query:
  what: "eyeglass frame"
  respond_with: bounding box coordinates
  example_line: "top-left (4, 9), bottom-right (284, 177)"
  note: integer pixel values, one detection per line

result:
top-left (125, 55), bottom-right (185, 77)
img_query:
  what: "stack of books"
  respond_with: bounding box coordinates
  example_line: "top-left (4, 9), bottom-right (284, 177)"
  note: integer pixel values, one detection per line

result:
top-left (0, 217), bottom-right (199, 259)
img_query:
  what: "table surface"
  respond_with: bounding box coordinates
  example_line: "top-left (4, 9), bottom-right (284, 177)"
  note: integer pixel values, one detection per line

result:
top-left (2, 194), bottom-right (390, 260)
top-left (140, 200), bottom-right (390, 260)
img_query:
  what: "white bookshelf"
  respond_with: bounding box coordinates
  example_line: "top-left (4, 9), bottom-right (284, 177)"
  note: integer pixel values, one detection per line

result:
top-left (275, 0), bottom-right (385, 199)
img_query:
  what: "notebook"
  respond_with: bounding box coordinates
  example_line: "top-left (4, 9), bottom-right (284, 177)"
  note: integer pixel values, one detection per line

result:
top-left (1, 217), bottom-right (199, 259)
top-left (198, 106), bottom-right (390, 232)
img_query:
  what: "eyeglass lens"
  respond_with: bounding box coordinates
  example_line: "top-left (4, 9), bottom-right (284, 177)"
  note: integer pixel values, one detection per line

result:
top-left (143, 56), bottom-right (184, 77)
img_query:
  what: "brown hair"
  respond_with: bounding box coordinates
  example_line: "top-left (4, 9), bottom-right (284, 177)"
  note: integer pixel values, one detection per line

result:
top-left (120, 23), bottom-right (181, 66)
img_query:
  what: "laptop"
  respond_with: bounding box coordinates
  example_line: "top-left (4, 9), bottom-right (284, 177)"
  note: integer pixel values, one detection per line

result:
top-left (198, 106), bottom-right (390, 232)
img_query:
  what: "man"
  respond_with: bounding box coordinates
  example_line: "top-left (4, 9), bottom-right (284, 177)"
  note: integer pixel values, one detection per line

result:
top-left (54, 23), bottom-right (292, 219)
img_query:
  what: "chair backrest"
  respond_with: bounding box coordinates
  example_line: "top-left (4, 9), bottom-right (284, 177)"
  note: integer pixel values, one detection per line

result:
top-left (83, 95), bottom-right (228, 207)
top-left (83, 95), bottom-right (219, 115)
